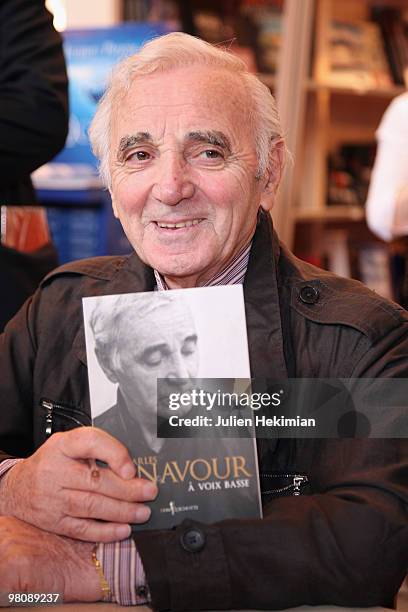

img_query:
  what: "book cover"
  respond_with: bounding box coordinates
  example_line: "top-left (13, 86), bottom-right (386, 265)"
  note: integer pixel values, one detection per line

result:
top-left (83, 286), bottom-right (262, 530)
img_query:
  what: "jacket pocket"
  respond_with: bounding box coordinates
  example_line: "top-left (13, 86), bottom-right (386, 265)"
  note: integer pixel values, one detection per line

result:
top-left (40, 398), bottom-right (91, 438)
top-left (260, 472), bottom-right (309, 497)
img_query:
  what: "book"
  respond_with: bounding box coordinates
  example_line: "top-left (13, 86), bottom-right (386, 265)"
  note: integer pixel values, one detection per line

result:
top-left (325, 20), bottom-right (392, 89)
top-left (372, 7), bottom-right (408, 87)
top-left (83, 286), bottom-right (262, 530)
top-left (327, 143), bottom-right (376, 207)
top-left (191, 9), bottom-right (257, 71)
top-left (241, 2), bottom-right (283, 74)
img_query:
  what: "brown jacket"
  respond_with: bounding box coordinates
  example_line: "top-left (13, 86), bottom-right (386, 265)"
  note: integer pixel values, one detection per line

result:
top-left (0, 213), bottom-right (407, 610)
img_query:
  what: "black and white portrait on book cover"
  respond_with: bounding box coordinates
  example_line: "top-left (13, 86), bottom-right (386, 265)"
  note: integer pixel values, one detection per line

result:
top-left (83, 285), bottom-right (261, 530)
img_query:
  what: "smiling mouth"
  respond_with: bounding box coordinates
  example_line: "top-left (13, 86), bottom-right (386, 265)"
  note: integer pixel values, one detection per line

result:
top-left (155, 219), bottom-right (204, 229)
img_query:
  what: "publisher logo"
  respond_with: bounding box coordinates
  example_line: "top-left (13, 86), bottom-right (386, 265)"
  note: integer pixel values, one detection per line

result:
top-left (160, 501), bottom-right (199, 515)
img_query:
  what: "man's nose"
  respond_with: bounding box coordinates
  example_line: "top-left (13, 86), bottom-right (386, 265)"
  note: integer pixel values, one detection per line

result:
top-left (151, 153), bottom-right (195, 205)
top-left (166, 352), bottom-right (191, 384)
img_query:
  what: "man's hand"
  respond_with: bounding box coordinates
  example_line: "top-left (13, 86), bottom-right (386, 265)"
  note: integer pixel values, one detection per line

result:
top-left (0, 516), bottom-right (101, 602)
top-left (0, 427), bottom-right (157, 542)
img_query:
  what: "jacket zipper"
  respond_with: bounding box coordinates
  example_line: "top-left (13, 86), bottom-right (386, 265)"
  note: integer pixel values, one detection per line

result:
top-left (260, 473), bottom-right (308, 496)
top-left (40, 398), bottom-right (91, 437)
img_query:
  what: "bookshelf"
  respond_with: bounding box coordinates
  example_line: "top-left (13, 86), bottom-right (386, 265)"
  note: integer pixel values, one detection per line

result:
top-left (304, 79), bottom-right (405, 98)
top-left (271, 0), bottom-right (407, 299)
top-left (295, 205), bottom-right (365, 223)
top-left (119, 0), bottom-right (406, 296)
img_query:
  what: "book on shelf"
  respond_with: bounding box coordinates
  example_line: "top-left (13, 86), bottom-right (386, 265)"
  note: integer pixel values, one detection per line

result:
top-left (83, 285), bottom-right (262, 531)
top-left (191, 7), bottom-right (258, 72)
top-left (324, 19), bottom-right (393, 89)
top-left (241, 1), bottom-right (283, 74)
top-left (372, 6), bottom-right (408, 87)
top-left (123, 0), bottom-right (180, 27)
top-left (327, 143), bottom-right (376, 208)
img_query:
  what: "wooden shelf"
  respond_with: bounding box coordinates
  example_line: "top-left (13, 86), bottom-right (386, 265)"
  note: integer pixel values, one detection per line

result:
top-left (295, 205), bottom-right (365, 222)
top-left (305, 79), bottom-right (405, 99)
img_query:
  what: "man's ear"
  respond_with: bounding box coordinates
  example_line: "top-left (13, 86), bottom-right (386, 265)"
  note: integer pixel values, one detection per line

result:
top-left (110, 190), bottom-right (119, 219)
top-left (94, 346), bottom-right (119, 384)
top-left (260, 139), bottom-right (285, 212)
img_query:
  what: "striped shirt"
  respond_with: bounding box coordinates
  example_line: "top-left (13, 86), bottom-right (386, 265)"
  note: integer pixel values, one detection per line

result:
top-left (154, 241), bottom-right (251, 290)
top-left (0, 239), bottom-right (252, 606)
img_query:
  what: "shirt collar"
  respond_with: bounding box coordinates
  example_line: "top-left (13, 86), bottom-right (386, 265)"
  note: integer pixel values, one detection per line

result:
top-left (154, 241), bottom-right (252, 291)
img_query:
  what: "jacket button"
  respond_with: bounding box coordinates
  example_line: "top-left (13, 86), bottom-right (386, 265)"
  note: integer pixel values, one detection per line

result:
top-left (180, 527), bottom-right (206, 552)
top-left (136, 585), bottom-right (148, 599)
top-left (299, 285), bottom-right (319, 305)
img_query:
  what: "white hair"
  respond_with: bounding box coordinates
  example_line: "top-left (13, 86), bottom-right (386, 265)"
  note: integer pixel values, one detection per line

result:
top-left (90, 292), bottom-right (194, 374)
top-left (90, 292), bottom-right (179, 352)
top-left (89, 32), bottom-right (285, 188)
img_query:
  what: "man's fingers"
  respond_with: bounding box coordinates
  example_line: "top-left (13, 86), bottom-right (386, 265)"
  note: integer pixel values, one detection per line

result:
top-left (2, 430), bottom-right (158, 542)
top-left (62, 489), bottom-right (152, 524)
top-left (57, 516), bottom-right (133, 543)
top-left (56, 427), bottom-right (136, 479)
top-left (64, 461), bottom-right (158, 502)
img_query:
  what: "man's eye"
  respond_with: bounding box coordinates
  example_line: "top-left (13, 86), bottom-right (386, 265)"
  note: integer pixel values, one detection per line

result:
top-left (201, 149), bottom-right (222, 159)
top-left (181, 338), bottom-right (197, 356)
top-left (128, 150), bottom-right (151, 162)
top-left (142, 348), bottom-right (164, 366)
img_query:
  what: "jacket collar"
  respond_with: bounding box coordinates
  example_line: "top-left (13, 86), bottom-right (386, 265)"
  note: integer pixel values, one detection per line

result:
top-left (243, 211), bottom-right (288, 379)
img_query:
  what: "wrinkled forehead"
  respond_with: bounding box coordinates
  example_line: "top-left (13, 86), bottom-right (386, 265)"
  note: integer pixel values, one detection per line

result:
top-left (110, 65), bottom-right (253, 142)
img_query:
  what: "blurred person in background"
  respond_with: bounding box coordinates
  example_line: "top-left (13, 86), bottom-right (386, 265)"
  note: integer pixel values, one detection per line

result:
top-left (366, 92), bottom-right (408, 308)
top-left (0, 0), bottom-right (68, 331)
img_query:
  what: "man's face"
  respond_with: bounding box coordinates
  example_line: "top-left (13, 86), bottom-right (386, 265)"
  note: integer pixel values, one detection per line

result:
top-left (114, 300), bottom-right (199, 421)
top-left (109, 66), bottom-right (274, 288)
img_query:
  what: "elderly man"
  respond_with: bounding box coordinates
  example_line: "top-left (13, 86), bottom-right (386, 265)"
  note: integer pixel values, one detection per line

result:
top-left (0, 32), bottom-right (407, 609)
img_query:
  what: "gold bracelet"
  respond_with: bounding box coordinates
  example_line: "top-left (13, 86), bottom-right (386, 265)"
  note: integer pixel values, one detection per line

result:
top-left (92, 547), bottom-right (111, 602)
